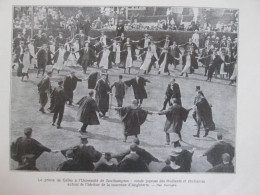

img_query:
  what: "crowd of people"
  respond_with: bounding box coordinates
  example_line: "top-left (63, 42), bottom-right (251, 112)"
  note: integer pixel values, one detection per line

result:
top-left (11, 8), bottom-right (237, 173)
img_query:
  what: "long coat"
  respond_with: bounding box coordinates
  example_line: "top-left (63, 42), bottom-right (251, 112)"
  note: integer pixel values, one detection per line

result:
top-left (159, 104), bottom-right (189, 134)
top-left (124, 77), bottom-right (150, 99)
top-left (77, 96), bottom-right (100, 125)
top-left (95, 79), bottom-right (111, 113)
top-left (169, 45), bottom-right (182, 65)
top-left (204, 141), bottom-right (235, 166)
top-left (11, 137), bottom-right (51, 165)
top-left (37, 48), bottom-right (48, 69)
top-left (61, 144), bottom-right (102, 171)
top-left (64, 76), bottom-right (82, 101)
top-left (50, 86), bottom-right (66, 113)
top-left (196, 97), bottom-right (215, 130)
top-left (118, 106), bottom-right (148, 136)
top-left (117, 153), bottom-right (149, 172)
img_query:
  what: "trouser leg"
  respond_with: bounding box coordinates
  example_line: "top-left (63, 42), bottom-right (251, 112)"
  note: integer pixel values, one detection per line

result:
top-left (57, 107), bottom-right (64, 126)
top-left (166, 133), bottom-right (170, 144)
top-left (53, 111), bottom-right (58, 124)
top-left (192, 110), bottom-right (197, 123)
top-left (81, 123), bottom-right (88, 132)
top-left (162, 97), bottom-right (170, 110)
top-left (139, 99), bottom-right (143, 105)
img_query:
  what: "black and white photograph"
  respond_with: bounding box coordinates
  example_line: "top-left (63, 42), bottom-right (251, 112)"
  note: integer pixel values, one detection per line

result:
top-left (9, 5), bottom-right (238, 173)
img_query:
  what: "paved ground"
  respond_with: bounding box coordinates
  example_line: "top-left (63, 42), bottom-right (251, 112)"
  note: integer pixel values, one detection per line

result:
top-left (10, 61), bottom-right (236, 172)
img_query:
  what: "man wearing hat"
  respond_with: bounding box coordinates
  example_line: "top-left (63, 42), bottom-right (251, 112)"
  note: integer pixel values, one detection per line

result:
top-left (158, 98), bottom-right (190, 143)
top-left (76, 91), bottom-right (103, 133)
top-left (117, 143), bottom-right (149, 172)
top-left (170, 147), bottom-right (195, 172)
top-left (113, 138), bottom-right (160, 165)
top-left (50, 80), bottom-right (66, 128)
top-left (11, 128), bottom-right (55, 168)
top-left (124, 74), bottom-right (151, 106)
top-left (111, 75), bottom-right (125, 107)
top-left (114, 100), bottom-right (153, 142)
top-left (202, 133), bottom-right (235, 167)
top-left (207, 153), bottom-right (234, 173)
top-left (63, 71), bottom-right (82, 105)
top-left (60, 135), bottom-right (102, 171)
top-left (37, 71), bottom-right (52, 113)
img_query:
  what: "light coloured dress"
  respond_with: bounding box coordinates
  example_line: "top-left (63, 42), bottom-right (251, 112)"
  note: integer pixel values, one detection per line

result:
top-left (125, 48), bottom-right (133, 68)
top-left (21, 53), bottom-right (31, 73)
top-left (115, 45), bottom-right (121, 64)
top-left (53, 48), bottom-right (66, 71)
top-left (99, 49), bottom-right (110, 70)
top-left (182, 55), bottom-right (191, 73)
top-left (140, 51), bottom-right (153, 71)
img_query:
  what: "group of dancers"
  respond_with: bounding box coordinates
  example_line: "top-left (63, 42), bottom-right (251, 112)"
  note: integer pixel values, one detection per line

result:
top-left (13, 29), bottom-right (237, 84)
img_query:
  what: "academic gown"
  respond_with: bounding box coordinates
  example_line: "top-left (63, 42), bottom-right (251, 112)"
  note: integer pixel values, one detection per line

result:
top-left (49, 86), bottom-right (66, 113)
top-left (172, 149), bottom-right (193, 172)
top-left (11, 137), bottom-right (51, 165)
top-left (207, 163), bottom-right (234, 173)
top-left (118, 106), bottom-right (148, 136)
top-left (88, 72), bottom-right (99, 89)
top-left (124, 77), bottom-right (149, 99)
top-left (76, 96), bottom-right (100, 125)
top-left (113, 146), bottom-right (159, 165)
top-left (95, 79), bottom-right (111, 114)
top-left (204, 141), bottom-right (235, 167)
top-left (56, 159), bottom-right (78, 171)
top-left (37, 49), bottom-right (48, 69)
top-left (196, 97), bottom-right (215, 130)
top-left (61, 145), bottom-right (102, 171)
top-left (159, 104), bottom-right (189, 134)
top-left (117, 153), bottom-right (149, 172)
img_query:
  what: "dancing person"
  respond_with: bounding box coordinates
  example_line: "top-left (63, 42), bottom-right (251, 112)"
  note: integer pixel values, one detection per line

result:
top-left (76, 91), bottom-right (103, 133)
top-left (110, 75), bottom-right (125, 107)
top-left (51, 80), bottom-right (66, 129)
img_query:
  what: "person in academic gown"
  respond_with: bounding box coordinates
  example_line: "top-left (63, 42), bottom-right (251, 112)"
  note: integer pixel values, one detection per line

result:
top-left (161, 156), bottom-right (184, 172)
top-left (124, 75), bottom-right (151, 106)
top-left (15, 154), bottom-right (39, 171)
top-left (56, 150), bottom-right (78, 171)
top-left (193, 90), bottom-right (215, 137)
top-left (112, 138), bottom-right (160, 165)
top-left (37, 43), bottom-right (49, 77)
top-left (37, 71), bottom-right (52, 113)
top-left (60, 136), bottom-right (102, 171)
top-left (115, 100), bottom-right (153, 142)
top-left (76, 91), bottom-right (102, 133)
top-left (63, 71), bottom-right (82, 105)
top-left (207, 153), bottom-right (234, 173)
top-left (203, 133), bottom-right (235, 167)
top-left (87, 71), bottom-right (100, 89)
top-left (94, 73), bottom-right (111, 116)
top-left (117, 143), bottom-right (149, 172)
top-left (170, 147), bottom-right (194, 172)
top-left (11, 128), bottom-right (52, 167)
top-left (158, 98), bottom-right (190, 143)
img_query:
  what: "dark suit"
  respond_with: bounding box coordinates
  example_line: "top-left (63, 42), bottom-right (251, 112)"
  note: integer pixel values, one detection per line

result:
top-left (162, 82), bottom-right (181, 110)
top-left (64, 75), bottom-right (82, 104)
top-left (207, 55), bottom-right (224, 81)
top-left (51, 86), bottom-right (66, 126)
